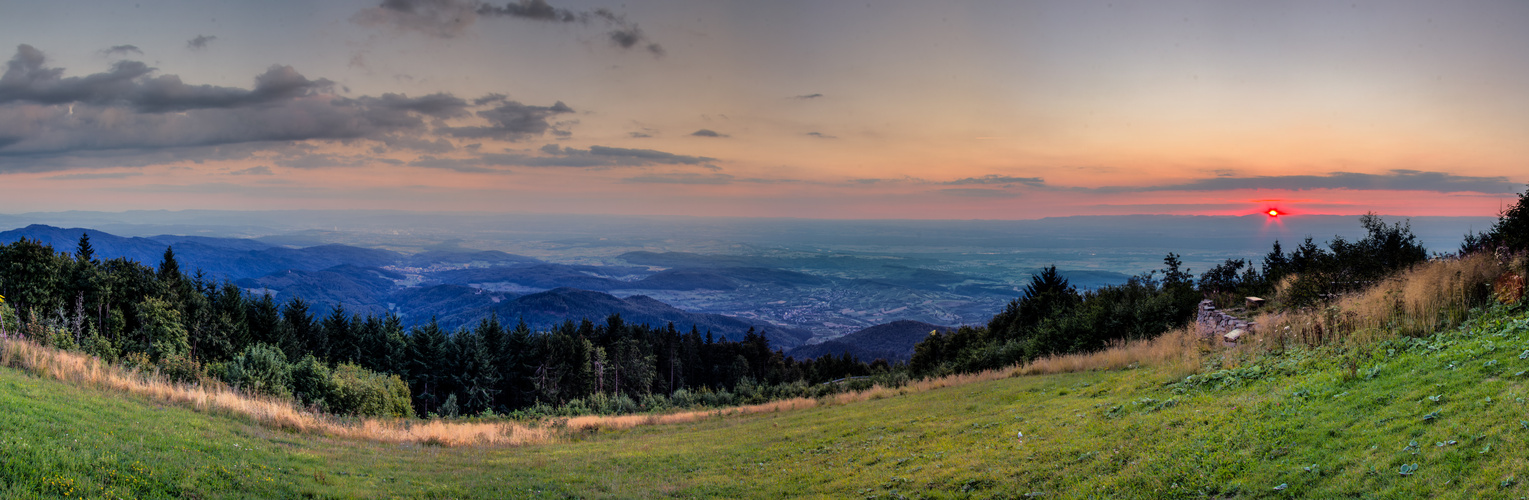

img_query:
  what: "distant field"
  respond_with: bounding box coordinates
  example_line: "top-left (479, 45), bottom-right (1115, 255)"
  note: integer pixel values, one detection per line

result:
top-left (4, 305), bottom-right (1528, 498)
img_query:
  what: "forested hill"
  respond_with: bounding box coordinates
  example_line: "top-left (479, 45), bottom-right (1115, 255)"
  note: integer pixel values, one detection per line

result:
top-left (0, 224), bottom-right (502, 281)
top-left (787, 320), bottom-right (955, 362)
top-left (485, 288), bottom-right (811, 347)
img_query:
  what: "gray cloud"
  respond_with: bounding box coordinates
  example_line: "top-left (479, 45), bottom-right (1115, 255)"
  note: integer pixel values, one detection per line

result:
top-left (445, 100), bottom-right (573, 140)
top-left (691, 129), bottom-right (726, 138)
top-left (0, 46), bottom-right (334, 112)
top-left (353, 0), bottom-right (479, 38)
top-left (944, 175), bottom-right (1046, 187)
top-left (46, 171), bottom-right (142, 180)
top-left (489, 143), bottom-right (714, 168)
top-left (477, 0), bottom-right (578, 21)
top-left (624, 173), bottom-right (734, 185)
top-left (134, 65), bottom-right (335, 112)
top-left (364, 92), bottom-right (471, 118)
top-left (411, 155), bottom-right (501, 173)
top-left (187, 35), bottom-right (218, 50)
top-left (937, 188), bottom-right (1022, 198)
top-left (1108, 169), bottom-right (1517, 194)
top-left (229, 165), bottom-right (274, 176)
top-left (359, 0), bottom-right (665, 55)
top-left (0, 45), bottom-right (578, 169)
top-left (102, 45), bottom-right (143, 56)
top-left (794, 93), bottom-right (823, 99)
top-left (806, 131), bottom-right (835, 139)
top-left (585, 145), bottom-right (713, 164)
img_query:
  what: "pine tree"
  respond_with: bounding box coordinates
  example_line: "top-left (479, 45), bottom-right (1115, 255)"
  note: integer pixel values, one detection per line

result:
top-left (280, 297), bottom-right (314, 359)
top-left (454, 323), bottom-right (500, 415)
top-left (74, 232), bottom-right (95, 263)
top-left (406, 319), bottom-right (449, 416)
top-left (321, 305), bottom-right (354, 363)
top-left (157, 246), bottom-right (180, 284)
top-left (247, 293), bottom-right (282, 347)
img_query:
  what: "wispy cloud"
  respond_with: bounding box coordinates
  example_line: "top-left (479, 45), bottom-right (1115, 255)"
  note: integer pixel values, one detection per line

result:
top-left (46, 171), bottom-right (143, 180)
top-left (229, 165), bottom-right (274, 176)
top-left (1101, 169), bottom-right (1518, 194)
top-left (944, 175), bottom-right (1045, 187)
top-left (936, 187), bottom-right (1021, 198)
top-left (691, 129), bottom-right (727, 138)
top-left (624, 172), bottom-right (735, 185)
top-left (186, 35), bottom-right (217, 50)
top-left (100, 45), bottom-right (142, 57)
top-left (356, 0), bottom-right (665, 56)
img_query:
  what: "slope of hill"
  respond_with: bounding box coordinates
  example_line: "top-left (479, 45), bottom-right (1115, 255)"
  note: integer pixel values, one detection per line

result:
top-left (3, 304), bottom-right (1525, 498)
top-left (787, 319), bottom-right (956, 361)
top-left (235, 265), bottom-right (404, 316)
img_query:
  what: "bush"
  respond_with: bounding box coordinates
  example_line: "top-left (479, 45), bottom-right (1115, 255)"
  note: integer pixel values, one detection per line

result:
top-left (290, 354), bottom-right (334, 410)
top-left (670, 388), bottom-right (696, 408)
top-left (158, 352), bottom-right (203, 384)
top-left (223, 344), bottom-right (291, 398)
top-left (328, 363), bottom-right (411, 418)
top-left (78, 322), bottom-right (118, 364)
top-left (639, 392), bottom-right (670, 412)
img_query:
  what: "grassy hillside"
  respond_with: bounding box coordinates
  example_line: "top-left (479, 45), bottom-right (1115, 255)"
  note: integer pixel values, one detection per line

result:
top-left (2, 301), bottom-right (1527, 498)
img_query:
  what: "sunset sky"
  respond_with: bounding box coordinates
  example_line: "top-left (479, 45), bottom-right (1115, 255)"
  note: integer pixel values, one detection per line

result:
top-left (0, 0), bottom-right (1525, 219)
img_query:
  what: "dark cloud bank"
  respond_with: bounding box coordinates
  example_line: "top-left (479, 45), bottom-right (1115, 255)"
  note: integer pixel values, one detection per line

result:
top-left (0, 44), bottom-right (708, 174)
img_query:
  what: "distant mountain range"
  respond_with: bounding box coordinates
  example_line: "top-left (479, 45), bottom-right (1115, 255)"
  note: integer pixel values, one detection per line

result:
top-left (0, 224), bottom-right (814, 348)
top-left (0, 224), bottom-right (424, 280)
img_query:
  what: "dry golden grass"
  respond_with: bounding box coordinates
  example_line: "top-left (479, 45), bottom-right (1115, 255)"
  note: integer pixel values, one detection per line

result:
top-left (1016, 326), bottom-right (1204, 378)
top-left (1256, 253), bottom-right (1504, 347)
top-left (0, 336), bottom-right (553, 447)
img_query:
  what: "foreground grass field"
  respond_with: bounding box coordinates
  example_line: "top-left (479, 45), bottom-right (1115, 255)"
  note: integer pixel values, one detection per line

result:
top-left (4, 304), bottom-right (1529, 498)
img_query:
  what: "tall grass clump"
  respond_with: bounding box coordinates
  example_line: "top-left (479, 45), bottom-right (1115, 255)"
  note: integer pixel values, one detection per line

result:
top-left (1258, 252), bottom-right (1504, 348)
top-left (1017, 325), bottom-right (1204, 378)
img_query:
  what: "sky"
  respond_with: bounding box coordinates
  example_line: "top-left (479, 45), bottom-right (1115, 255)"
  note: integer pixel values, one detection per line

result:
top-left (0, 0), bottom-right (1525, 219)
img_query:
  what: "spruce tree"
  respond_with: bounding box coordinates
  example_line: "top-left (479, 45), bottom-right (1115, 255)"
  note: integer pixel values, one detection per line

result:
top-left (247, 293), bottom-right (282, 347)
top-left (157, 246), bottom-right (180, 284)
top-left (280, 297), bottom-right (314, 359)
top-left (74, 232), bottom-right (95, 262)
top-left (321, 305), bottom-right (354, 363)
top-left (454, 324), bottom-right (500, 415)
top-left (406, 319), bottom-right (449, 416)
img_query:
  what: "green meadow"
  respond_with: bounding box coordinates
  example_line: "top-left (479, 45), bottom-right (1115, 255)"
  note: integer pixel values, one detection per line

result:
top-left (4, 304), bottom-right (1529, 499)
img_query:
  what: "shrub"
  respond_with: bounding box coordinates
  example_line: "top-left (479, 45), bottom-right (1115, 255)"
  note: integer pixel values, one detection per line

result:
top-left (223, 343), bottom-right (292, 398)
top-left (290, 354), bottom-right (334, 410)
top-left (328, 363), bottom-right (411, 418)
top-left (639, 392), bottom-right (669, 412)
top-left (158, 352), bottom-right (203, 384)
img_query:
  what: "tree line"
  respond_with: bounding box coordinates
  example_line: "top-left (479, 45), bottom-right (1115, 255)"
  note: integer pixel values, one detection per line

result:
top-left (0, 237), bottom-right (885, 418)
